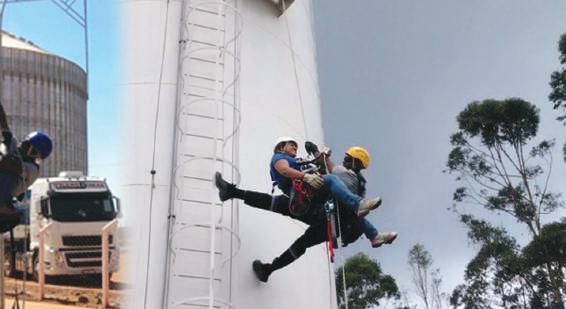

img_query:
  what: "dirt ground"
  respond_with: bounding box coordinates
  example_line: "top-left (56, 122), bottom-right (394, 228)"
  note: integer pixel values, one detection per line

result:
top-left (4, 298), bottom-right (87, 309)
top-left (3, 250), bottom-right (131, 308)
top-left (3, 273), bottom-right (129, 308)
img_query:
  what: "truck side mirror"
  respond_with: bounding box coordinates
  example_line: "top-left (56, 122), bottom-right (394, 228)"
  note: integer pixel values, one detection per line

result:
top-left (40, 198), bottom-right (52, 218)
top-left (113, 196), bottom-right (122, 218)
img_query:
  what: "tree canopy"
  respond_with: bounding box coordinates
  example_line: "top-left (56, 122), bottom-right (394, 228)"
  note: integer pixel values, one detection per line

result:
top-left (549, 32), bottom-right (566, 161)
top-left (408, 244), bottom-right (446, 309)
top-left (446, 98), bottom-right (565, 308)
top-left (549, 33), bottom-right (566, 123)
top-left (335, 252), bottom-right (400, 309)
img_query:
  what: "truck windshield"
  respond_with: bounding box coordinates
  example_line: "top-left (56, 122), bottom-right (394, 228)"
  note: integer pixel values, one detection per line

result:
top-left (50, 193), bottom-right (116, 222)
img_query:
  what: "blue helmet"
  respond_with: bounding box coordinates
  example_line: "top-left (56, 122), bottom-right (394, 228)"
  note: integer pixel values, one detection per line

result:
top-left (25, 131), bottom-right (53, 159)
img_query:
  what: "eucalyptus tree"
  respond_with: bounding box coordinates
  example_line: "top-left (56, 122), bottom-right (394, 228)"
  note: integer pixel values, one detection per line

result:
top-left (549, 33), bottom-right (566, 161)
top-left (549, 33), bottom-right (566, 124)
top-left (446, 98), bottom-right (565, 308)
top-left (335, 252), bottom-right (400, 309)
top-left (408, 244), bottom-right (446, 309)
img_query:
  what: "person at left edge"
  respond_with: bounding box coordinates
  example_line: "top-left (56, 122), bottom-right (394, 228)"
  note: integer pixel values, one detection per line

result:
top-left (0, 101), bottom-right (53, 232)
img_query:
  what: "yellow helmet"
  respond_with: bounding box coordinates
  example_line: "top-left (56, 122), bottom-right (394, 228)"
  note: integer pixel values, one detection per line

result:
top-left (346, 146), bottom-right (371, 169)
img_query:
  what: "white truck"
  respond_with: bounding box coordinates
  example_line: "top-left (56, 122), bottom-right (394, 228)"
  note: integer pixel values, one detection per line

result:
top-left (5, 171), bottom-right (121, 278)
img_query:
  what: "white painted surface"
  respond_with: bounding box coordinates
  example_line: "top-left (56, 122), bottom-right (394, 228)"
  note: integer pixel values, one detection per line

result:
top-left (120, 0), bottom-right (336, 308)
top-left (119, 1), bottom-right (183, 308)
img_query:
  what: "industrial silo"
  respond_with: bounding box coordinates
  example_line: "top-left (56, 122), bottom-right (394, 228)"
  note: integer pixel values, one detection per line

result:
top-left (1, 31), bottom-right (88, 176)
top-left (120, 0), bottom-right (334, 308)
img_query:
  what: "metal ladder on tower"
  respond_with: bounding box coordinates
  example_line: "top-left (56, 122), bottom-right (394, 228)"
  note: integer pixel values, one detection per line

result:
top-left (164, 1), bottom-right (243, 308)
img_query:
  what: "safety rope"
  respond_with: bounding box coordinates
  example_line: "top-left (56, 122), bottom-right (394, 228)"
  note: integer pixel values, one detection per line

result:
top-left (144, 1), bottom-right (172, 308)
top-left (280, 2), bottom-right (341, 307)
top-left (281, 0), bottom-right (309, 140)
top-left (322, 154), bottom-right (349, 309)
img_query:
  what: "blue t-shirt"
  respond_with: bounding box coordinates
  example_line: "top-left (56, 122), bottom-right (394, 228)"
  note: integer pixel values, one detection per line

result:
top-left (270, 152), bottom-right (299, 195)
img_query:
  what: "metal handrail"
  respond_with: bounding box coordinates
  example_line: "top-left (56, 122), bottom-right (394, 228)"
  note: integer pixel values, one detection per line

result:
top-left (101, 219), bottom-right (118, 308)
top-left (37, 222), bottom-right (53, 300)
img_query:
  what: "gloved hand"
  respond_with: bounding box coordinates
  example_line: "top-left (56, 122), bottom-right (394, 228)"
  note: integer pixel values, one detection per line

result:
top-left (320, 146), bottom-right (331, 157)
top-left (305, 141), bottom-right (319, 155)
top-left (303, 173), bottom-right (324, 189)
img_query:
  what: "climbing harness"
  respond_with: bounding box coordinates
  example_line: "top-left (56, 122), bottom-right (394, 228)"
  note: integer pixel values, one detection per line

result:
top-left (288, 179), bottom-right (314, 217)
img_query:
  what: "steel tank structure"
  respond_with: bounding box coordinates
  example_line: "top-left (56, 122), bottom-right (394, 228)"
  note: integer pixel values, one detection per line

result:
top-left (120, 1), bottom-right (335, 308)
top-left (0, 31), bottom-right (88, 176)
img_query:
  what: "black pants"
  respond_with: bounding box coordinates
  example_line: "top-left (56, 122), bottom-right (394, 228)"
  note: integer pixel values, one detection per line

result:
top-left (241, 190), bottom-right (361, 277)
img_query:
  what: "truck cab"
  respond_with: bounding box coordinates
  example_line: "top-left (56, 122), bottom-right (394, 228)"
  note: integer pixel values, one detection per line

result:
top-left (29, 171), bottom-right (120, 276)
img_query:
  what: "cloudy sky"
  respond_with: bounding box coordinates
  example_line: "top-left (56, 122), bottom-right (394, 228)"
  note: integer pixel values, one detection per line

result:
top-left (313, 0), bottom-right (566, 305)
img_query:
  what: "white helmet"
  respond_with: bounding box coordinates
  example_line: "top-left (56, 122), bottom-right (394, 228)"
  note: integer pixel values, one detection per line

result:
top-left (273, 136), bottom-right (298, 153)
top-left (275, 136), bottom-right (297, 146)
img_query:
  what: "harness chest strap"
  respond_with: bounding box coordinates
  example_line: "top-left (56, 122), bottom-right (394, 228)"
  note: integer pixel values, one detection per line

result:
top-left (292, 180), bottom-right (304, 206)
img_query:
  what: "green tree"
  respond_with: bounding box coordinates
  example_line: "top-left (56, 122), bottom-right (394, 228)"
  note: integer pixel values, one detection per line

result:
top-left (549, 33), bottom-right (566, 123)
top-left (450, 216), bottom-right (527, 308)
top-left (548, 32), bottom-right (566, 161)
top-left (408, 244), bottom-right (447, 309)
top-left (446, 98), bottom-right (565, 308)
top-left (335, 252), bottom-right (400, 309)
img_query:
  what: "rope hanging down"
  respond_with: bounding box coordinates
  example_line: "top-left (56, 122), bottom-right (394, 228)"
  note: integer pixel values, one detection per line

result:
top-left (282, 1), bottom-right (348, 307)
top-left (281, 0), bottom-right (309, 140)
top-left (144, 1), bottom-right (172, 308)
top-left (321, 154), bottom-right (349, 309)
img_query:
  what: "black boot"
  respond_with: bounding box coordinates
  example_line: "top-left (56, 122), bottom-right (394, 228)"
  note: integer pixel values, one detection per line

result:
top-left (252, 260), bottom-right (271, 282)
top-left (214, 172), bottom-right (241, 202)
top-left (252, 249), bottom-right (299, 283)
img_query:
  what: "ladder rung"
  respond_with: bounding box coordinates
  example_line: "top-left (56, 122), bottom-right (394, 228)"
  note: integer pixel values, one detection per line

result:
top-left (188, 73), bottom-right (224, 83)
top-left (176, 247), bottom-right (221, 255)
top-left (181, 154), bottom-right (226, 162)
top-left (182, 91), bottom-right (236, 101)
top-left (177, 223), bottom-right (224, 232)
top-left (175, 273), bottom-right (222, 282)
top-left (182, 133), bottom-right (224, 141)
top-left (183, 89), bottom-right (220, 98)
top-left (183, 175), bottom-right (213, 182)
top-left (188, 74), bottom-right (224, 83)
top-left (184, 92), bottom-right (206, 98)
top-left (179, 198), bottom-right (222, 206)
top-left (189, 56), bottom-right (225, 66)
top-left (177, 223), bottom-right (225, 231)
top-left (184, 112), bottom-right (224, 121)
top-left (189, 6), bottom-right (227, 17)
top-left (190, 39), bottom-right (219, 48)
top-left (176, 303), bottom-right (221, 309)
top-left (186, 83), bottom-right (220, 93)
top-left (188, 22), bottom-right (225, 33)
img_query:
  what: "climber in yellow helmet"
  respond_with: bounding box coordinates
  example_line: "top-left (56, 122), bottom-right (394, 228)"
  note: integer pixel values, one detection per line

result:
top-left (214, 141), bottom-right (397, 282)
top-left (306, 143), bottom-right (397, 248)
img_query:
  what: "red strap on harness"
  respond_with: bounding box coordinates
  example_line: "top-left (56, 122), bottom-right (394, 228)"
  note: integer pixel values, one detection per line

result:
top-left (327, 214), bottom-right (335, 263)
top-left (292, 180), bottom-right (304, 206)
